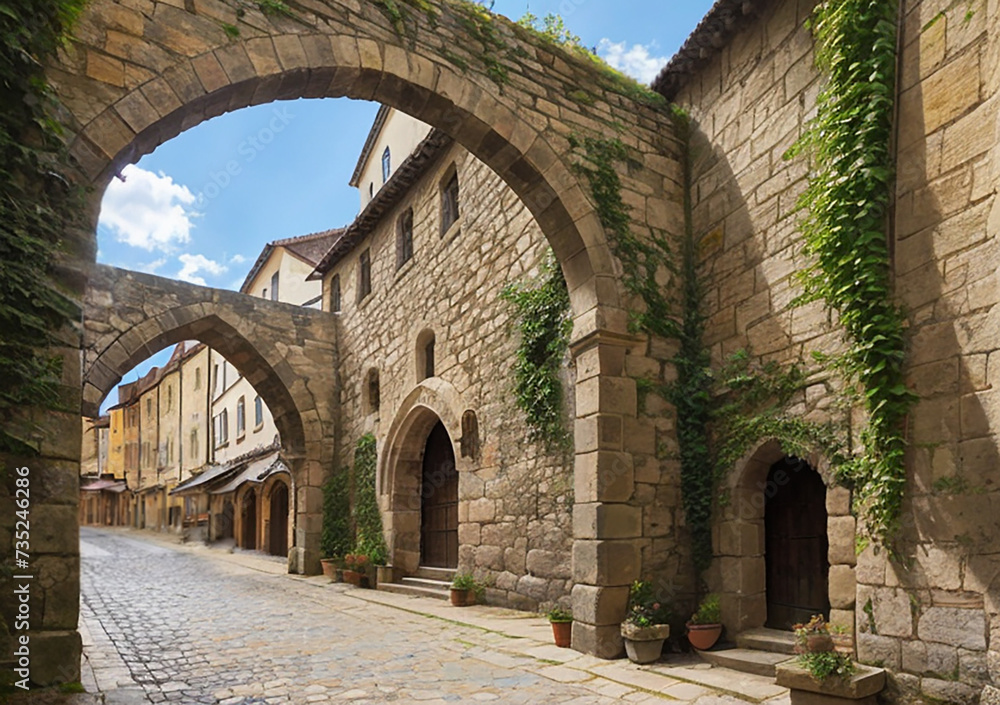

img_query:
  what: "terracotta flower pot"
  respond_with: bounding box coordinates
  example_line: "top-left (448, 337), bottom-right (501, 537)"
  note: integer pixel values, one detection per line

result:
top-left (450, 588), bottom-right (475, 606)
top-left (320, 559), bottom-right (338, 581)
top-left (551, 621), bottom-right (572, 648)
top-left (343, 569), bottom-right (363, 587)
top-left (807, 633), bottom-right (835, 653)
top-left (686, 622), bottom-right (723, 650)
top-left (621, 623), bottom-right (670, 664)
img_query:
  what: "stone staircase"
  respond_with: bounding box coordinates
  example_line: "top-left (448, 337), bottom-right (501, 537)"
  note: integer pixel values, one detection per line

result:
top-left (696, 627), bottom-right (796, 677)
top-left (377, 566), bottom-right (455, 601)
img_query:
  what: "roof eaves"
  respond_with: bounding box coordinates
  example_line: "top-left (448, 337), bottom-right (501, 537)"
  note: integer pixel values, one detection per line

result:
top-left (651, 0), bottom-right (765, 101)
top-left (349, 104), bottom-right (392, 188)
top-left (310, 129), bottom-right (454, 280)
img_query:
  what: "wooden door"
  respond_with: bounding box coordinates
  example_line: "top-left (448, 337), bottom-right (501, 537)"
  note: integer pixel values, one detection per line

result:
top-left (765, 457), bottom-right (830, 630)
top-left (420, 422), bottom-right (458, 568)
top-left (268, 482), bottom-right (289, 557)
top-left (242, 489), bottom-right (257, 550)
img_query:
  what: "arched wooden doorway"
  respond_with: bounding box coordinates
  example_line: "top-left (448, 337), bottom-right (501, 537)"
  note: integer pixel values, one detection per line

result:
top-left (420, 422), bottom-right (458, 569)
top-left (268, 482), bottom-right (289, 558)
top-left (764, 456), bottom-right (830, 629)
top-left (241, 489), bottom-right (257, 551)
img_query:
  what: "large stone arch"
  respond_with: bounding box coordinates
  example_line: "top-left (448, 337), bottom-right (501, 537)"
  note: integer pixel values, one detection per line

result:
top-left (32, 0), bottom-right (691, 672)
top-left (83, 264), bottom-right (337, 575)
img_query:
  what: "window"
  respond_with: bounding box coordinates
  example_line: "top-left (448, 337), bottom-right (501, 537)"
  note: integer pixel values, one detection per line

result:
top-left (397, 208), bottom-right (414, 269)
top-left (262, 287), bottom-right (268, 299)
top-left (382, 146), bottom-right (391, 183)
top-left (329, 274), bottom-right (341, 313)
top-left (358, 248), bottom-right (372, 302)
top-left (417, 330), bottom-right (436, 381)
top-left (236, 397), bottom-right (246, 437)
top-left (166, 385), bottom-right (173, 411)
top-left (194, 367), bottom-right (202, 390)
top-left (441, 170), bottom-right (459, 235)
top-left (146, 398), bottom-right (152, 416)
top-left (254, 395), bottom-right (263, 427)
top-left (270, 271), bottom-right (279, 301)
top-left (190, 428), bottom-right (198, 458)
top-left (369, 182), bottom-right (374, 199)
top-left (366, 369), bottom-right (380, 414)
top-left (214, 409), bottom-right (229, 447)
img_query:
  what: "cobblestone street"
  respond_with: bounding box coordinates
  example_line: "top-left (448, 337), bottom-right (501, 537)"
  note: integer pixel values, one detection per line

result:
top-left (67, 528), bottom-right (789, 705)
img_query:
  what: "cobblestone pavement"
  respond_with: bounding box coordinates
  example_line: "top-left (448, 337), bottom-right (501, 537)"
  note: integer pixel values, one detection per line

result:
top-left (73, 527), bottom-right (787, 705)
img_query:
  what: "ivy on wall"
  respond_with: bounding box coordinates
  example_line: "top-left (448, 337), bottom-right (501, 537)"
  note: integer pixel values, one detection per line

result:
top-left (0, 0), bottom-right (85, 454)
top-left (789, 0), bottom-right (911, 546)
top-left (352, 433), bottom-right (388, 564)
top-left (501, 255), bottom-right (572, 452)
top-left (320, 468), bottom-right (352, 559)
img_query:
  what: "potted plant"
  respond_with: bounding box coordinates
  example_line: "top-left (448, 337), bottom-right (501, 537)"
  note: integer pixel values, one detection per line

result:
top-left (343, 553), bottom-right (371, 587)
top-left (546, 607), bottom-right (573, 648)
top-left (450, 573), bottom-right (481, 606)
top-left (620, 580), bottom-right (671, 664)
top-left (319, 555), bottom-right (341, 582)
top-left (776, 615), bottom-right (885, 703)
top-left (686, 593), bottom-right (722, 650)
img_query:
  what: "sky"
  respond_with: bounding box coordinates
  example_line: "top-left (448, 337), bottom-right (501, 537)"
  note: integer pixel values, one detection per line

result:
top-left (97, 0), bottom-right (716, 403)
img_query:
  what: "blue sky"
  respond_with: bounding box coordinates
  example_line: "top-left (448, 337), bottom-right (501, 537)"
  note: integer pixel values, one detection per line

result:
top-left (97, 0), bottom-right (715, 398)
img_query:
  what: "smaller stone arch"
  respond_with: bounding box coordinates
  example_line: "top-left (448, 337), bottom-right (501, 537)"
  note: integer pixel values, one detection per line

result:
top-left (379, 378), bottom-right (470, 574)
top-left (238, 485), bottom-right (259, 551)
top-left (262, 473), bottom-right (292, 558)
top-left (712, 440), bottom-right (853, 636)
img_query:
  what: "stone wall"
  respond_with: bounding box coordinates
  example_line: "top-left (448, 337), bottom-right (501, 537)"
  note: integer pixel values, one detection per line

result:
top-left (674, 0), bottom-right (1000, 700)
top-left (323, 141), bottom-right (577, 611)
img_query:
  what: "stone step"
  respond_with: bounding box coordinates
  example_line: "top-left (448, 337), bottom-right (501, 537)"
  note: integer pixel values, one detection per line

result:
top-left (401, 576), bottom-right (451, 590)
top-left (414, 566), bottom-right (456, 582)
top-left (377, 581), bottom-right (450, 601)
top-left (736, 627), bottom-right (797, 655)
top-left (697, 647), bottom-right (793, 678)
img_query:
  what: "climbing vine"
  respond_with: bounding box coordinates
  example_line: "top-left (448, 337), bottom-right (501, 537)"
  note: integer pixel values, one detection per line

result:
top-left (789, 0), bottom-right (911, 546)
top-left (0, 0), bottom-right (84, 454)
top-left (320, 467), bottom-right (352, 559)
top-left (352, 433), bottom-right (388, 564)
top-left (501, 255), bottom-right (573, 452)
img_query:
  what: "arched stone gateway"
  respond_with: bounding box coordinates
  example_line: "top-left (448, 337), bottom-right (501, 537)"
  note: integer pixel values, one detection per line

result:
top-left (23, 0), bottom-right (688, 681)
top-left (83, 263), bottom-right (337, 577)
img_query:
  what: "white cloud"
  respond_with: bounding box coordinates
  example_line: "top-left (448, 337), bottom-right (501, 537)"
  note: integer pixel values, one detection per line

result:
top-left (137, 258), bottom-right (168, 275)
top-left (597, 39), bottom-right (670, 85)
top-left (177, 254), bottom-right (227, 286)
top-left (230, 254), bottom-right (248, 265)
top-left (99, 165), bottom-right (198, 252)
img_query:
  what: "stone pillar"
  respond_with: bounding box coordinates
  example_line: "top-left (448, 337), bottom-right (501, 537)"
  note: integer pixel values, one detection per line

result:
top-left (1, 343), bottom-right (84, 686)
top-left (289, 457), bottom-right (323, 576)
top-left (570, 334), bottom-right (642, 658)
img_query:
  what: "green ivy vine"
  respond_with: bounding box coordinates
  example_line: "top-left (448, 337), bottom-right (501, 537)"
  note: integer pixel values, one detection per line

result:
top-left (320, 466), bottom-right (352, 559)
top-left (501, 255), bottom-right (572, 452)
top-left (352, 433), bottom-right (388, 564)
top-left (789, 0), bottom-right (912, 546)
top-left (0, 0), bottom-right (84, 455)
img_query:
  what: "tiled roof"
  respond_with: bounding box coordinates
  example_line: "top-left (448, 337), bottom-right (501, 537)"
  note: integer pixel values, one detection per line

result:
top-left (651, 0), bottom-right (766, 100)
top-left (239, 228), bottom-right (346, 294)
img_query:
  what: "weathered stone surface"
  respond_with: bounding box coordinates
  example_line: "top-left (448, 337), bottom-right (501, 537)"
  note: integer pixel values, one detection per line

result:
top-left (775, 661), bottom-right (886, 699)
top-left (869, 588), bottom-right (913, 638)
top-left (921, 677), bottom-right (981, 705)
top-left (918, 607), bottom-right (988, 650)
top-left (982, 685), bottom-right (1000, 705)
top-left (857, 633), bottom-right (901, 670)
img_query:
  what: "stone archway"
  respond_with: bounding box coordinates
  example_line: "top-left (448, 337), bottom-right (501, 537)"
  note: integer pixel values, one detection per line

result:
top-left (263, 475), bottom-right (292, 558)
top-left (712, 440), bottom-right (857, 638)
top-left (28, 0), bottom-right (689, 675)
top-left (380, 379), bottom-right (467, 575)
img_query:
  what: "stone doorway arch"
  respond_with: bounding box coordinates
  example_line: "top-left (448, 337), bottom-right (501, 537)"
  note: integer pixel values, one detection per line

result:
top-left (712, 440), bottom-right (856, 637)
top-left (265, 476), bottom-right (291, 558)
top-left (380, 379), bottom-right (467, 575)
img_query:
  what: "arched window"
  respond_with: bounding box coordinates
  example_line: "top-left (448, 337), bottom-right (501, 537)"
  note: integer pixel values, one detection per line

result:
top-left (397, 208), bottom-right (414, 269)
top-left (382, 146), bottom-right (391, 183)
top-left (254, 395), bottom-right (263, 428)
top-left (236, 396), bottom-right (246, 437)
top-left (461, 410), bottom-right (479, 460)
top-left (358, 248), bottom-right (372, 302)
top-left (416, 330), bottom-right (436, 381)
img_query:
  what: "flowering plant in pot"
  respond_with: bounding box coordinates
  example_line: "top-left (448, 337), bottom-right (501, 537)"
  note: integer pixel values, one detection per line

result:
top-left (686, 593), bottom-right (722, 650)
top-left (450, 573), bottom-right (482, 606)
top-left (792, 615), bottom-right (856, 680)
top-left (343, 553), bottom-right (371, 587)
top-left (546, 606), bottom-right (573, 648)
top-left (620, 580), bottom-right (671, 664)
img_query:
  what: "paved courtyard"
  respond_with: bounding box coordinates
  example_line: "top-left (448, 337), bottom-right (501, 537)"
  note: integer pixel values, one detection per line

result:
top-left (64, 528), bottom-right (789, 705)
